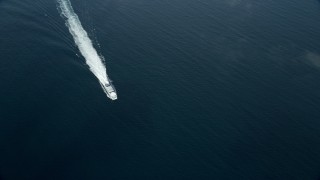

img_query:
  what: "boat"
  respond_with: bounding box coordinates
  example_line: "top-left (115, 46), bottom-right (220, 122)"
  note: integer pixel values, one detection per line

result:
top-left (101, 81), bottom-right (117, 100)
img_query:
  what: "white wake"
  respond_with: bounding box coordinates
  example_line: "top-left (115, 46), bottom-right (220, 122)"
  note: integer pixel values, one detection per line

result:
top-left (57, 0), bottom-right (115, 98)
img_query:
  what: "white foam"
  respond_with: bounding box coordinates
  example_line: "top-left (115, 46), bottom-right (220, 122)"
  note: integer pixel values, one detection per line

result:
top-left (58, 0), bottom-right (111, 88)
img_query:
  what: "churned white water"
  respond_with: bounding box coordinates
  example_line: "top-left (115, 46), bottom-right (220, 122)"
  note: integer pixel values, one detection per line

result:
top-left (57, 0), bottom-right (115, 97)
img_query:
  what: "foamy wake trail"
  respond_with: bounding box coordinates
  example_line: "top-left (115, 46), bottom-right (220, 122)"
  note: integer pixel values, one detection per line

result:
top-left (57, 0), bottom-right (112, 92)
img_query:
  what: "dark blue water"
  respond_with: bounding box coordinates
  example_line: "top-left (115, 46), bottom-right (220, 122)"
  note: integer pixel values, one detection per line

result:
top-left (1, 0), bottom-right (320, 179)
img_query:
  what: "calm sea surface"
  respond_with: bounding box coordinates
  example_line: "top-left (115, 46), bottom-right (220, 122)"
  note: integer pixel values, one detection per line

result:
top-left (1, 0), bottom-right (320, 179)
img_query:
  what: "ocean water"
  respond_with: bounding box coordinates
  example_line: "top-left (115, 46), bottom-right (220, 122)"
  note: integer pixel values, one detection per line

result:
top-left (1, 0), bottom-right (320, 179)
